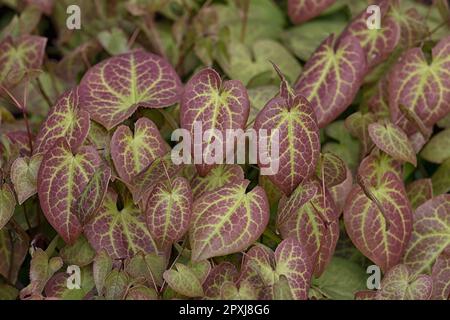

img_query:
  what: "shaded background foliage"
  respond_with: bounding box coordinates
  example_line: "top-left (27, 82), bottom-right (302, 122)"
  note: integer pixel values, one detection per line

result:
top-left (0, 0), bottom-right (449, 300)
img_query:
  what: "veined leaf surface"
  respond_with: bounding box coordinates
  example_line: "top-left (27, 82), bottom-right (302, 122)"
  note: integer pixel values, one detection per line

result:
top-left (10, 154), bottom-right (42, 205)
top-left (191, 165), bottom-right (244, 199)
top-left (431, 251), bottom-right (450, 300)
top-left (79, 50), bottom-right (182, 130)
top-left (0, 183), bottom-right (16, 229)
top-left (295, 34), bottom-right (367, 128)
top-left (37, 138), bottom-right (101, 244)
top-left (189, 180), bottom-right (269, 261)
top-left (203, 262), bottom-right (238, 299)
top-left (287, 0), bottom-right (336, 25)
top-left (405, 178), bottom-right (433, 210)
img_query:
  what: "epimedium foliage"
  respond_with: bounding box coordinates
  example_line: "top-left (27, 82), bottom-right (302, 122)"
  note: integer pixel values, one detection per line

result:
top-left (0, 0), bottom-right (449, 301)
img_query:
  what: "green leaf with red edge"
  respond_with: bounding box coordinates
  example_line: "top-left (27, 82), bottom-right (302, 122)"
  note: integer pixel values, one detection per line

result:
top-left (368, 120), bottom-right (417, 166)
top-left (20, 249), bottom-right (63, 300)
top-left (431, 250), bottom-right (450, 300)
top-left (0, 35), bottom-right (46, 87)
top-left (340, 0), bottom-right (400, 69)
top-left (277, 179), bottom-right (339, 276)
top-left (0, 226), bottom-right (29, 283)
top-left (376, 264), bottom-right (432, 300)
top-left (10, 154), bottom-right (42, 205)
top-left (75, 165), bottom-right (111, 226)
top-left (37, 138), bottom-right (101, 244)
top-left (316, 152), bottom-right (347, 188)
top-left (163, 263), bottom-right (204, 298)
top-left (432, 158), bottom-right (450, 195)
top-left (406, 178), bottom-right (433, 210)
top-left (145, 177), bottom-right (192, 250)
top-left (343, 153), bottom-right (413, 272)
top-left (421, 128), bottom-right (450, 164)
top-left (388, 36), bottom-right (450, 134)
top-left (111, 117), bottom-right (169, 184)
top-left (403, 194), bottom-right (450, 275)
top-left (34, 88), bottom-right (90, 156)
top-left (0, 183), bottom-right (16, 229)
top-left (294, 34), bottom-right (367, 128)
top-left (78, 50), bottom-right (182, 130)
top-left (275, 237), bottom-right (313, 300)
top-left (180, 68), bottom-right (250, 176)
top-left (203, 262), bottom-right (239, 299)
top-left (191, 165), bottom-right (244, 199)
top-left (84, 188), bottom-right (158, 260)
top-left (345, 111), bottom-right (376, 156)
top-left (254, 75), bottom-right (320, 196)
top-left (189, 179), bottom-right (269, 261)
top-left (287, 0), bottom-right (336, 24)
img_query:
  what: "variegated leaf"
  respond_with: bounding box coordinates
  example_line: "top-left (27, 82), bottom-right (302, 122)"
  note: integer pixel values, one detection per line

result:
top-left (295, 34), bottom-right (367, 128)
top-left (180, 68), bottom-right (249, 176)
top-left (203, 262), bottom-right (238, 299)
top-left (84, 188), bottom-right (158, 259)
top-left (78, 50), bottom-right (182, 130)
top-left (403, 194), bottom-right (450, 275)
top-left (145, 177), bottom-right (192, 250)
top-left (368, 120), bottom-right (417, 166)
top-left (189, 180), bottom-right (269, 261)
top-left (37, 138), bottom-right (101, 244)
top-left (344, 153), bottom-right (413, 271)
top-left (34, 88), bottom-right (90, 155)
top-left (111, 117), bottom-right (168, 184)
top-left (10, 154), bottom-right (42, 205)
top-left (287, 0), bottom-right (336, 25)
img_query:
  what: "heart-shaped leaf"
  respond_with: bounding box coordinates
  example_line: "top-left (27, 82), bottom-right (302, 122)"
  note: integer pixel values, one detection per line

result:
top-left (0, 35), bottom-right (46, 87)
top-left (59, 235), bottom-right (95, 267)
top-left (189, 180), bottom-right (269, 261)
top-left (388, 36), bottom-right (450, 133)
top-left (376, 264), bottom-right (432, 300)
top-left (180, 68), bottom-right (250, 176)
top-left (344, 153), bottom-right (413, 271)
top-left (203, 262), bottom-right (238, 299)
top-left (431, 251), bottom-right (450, 300)
top-left (287, 0), bottom-right (336, 25)
top-left (254, 71), bottom-right (320, 196)
top-left (277, 179), bottom-right (339, 276)
top-left (295, 34), bottom-right (367, 128)
top-left (78, 50), bottom-right (182, 130)
top-left (111, 117), bottom-right (168, 184)
top-left (37, 138), bottom-right (101, 244)
top-left (84, 188), bottom-right (158, 259)
top-left (145, 177), bottom-right (192, 250)
top-left (191, 165), bottom-right (244, 199)
top-left (340, 0), bottom-right (400, 68)
top-left (421, 128), bottom-right (450, 164)
top-left (10, 154), bottom-right (42, 205)
top-left (389, 4), bottom-right (427, 48)
top-left (0, 183), bottom-right (16, 229)
top-left (34, 88), bottom-right (90, 155)
top-left (163, 263), bottom-right (204, 298)
top-left (406, 178), bottom-right (433, 210)
top-left (316, 152), bottom-right (347, 188)
top-left (345, 111), bottom-right (376, 156)
top-left (403, 194), bottom-right (450, 275)
top-left (368, 120), bottom-right (417, 166)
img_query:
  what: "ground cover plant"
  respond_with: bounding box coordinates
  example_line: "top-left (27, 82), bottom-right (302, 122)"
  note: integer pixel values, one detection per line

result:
top-left (0, 0), bottom-right (449, 300)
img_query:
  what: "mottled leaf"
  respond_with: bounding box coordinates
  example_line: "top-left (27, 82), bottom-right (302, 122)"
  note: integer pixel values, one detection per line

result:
top-left (287, 0), bottom-right (336, 24)
top-left (59, 235), bottom-right (95, 267)
top-left (104, 269), bottom-right (129, 300)
top-left (78, 50), bottom-right (182, 130)
top-left (431, 251), bottom-right (450, 300)
top-left (10, 154), bottom-right (42, 204)
top-left (203, 262), bottom-right (238, 299)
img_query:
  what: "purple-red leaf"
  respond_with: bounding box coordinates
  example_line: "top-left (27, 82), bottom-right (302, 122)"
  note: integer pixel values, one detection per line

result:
top-left (431, 251), bottom-right (450, 300)
top-left (287, 0), bottom-right (336, 25)
top-left (405, 178), bottom-right (433, 210)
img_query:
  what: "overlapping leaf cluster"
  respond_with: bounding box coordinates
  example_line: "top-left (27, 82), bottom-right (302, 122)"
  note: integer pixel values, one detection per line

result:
top-left (0, 0), bottom-right (449, 300)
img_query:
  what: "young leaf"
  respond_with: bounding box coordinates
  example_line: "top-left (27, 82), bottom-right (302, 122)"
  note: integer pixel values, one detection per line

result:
top-left (368, 120), bottom-right (417, 166)
top-left (294, 34), bottom-right (367, 128)
top-left (0, 183), bottom-right (16, 229)
top-left (191, 164), bottom-right (244, 199)
top-left (345, 111), bottom-right (376, 156)
top-left (340, 0), bottom-right (400, 68)
top-left (403, 194), bottom-right (450, 275)
top-left (287, 0), bottom-right (336, 25)
top-left (163, 263), bottom-right (204, 298)
top-left (420, 128), bottom-right (450, 164)
top-left (75, 165), bottom-right (111, 225)
top-left (84, 189), bottom-right (158, 259)
top-left (189, 180), bottom-right (269, 261)
top-left (254, 86), bottom-right (320, 196)
top-left (431, 251), bottom-right (450, 300)
top-left (344, 153), bottom-right (413, 271)
top-left (406, 179), bottom-right (433, 210)
top-left (78, 50), bottom-right (182, 130)
top-left (180, 68), bottom-right (249, 176)
top-left (389, 36), bottom-right (450, 133)
top-left (376, 264), bottom-right (432, 300)
top-left (10, 154), bottom-right (42, 205)
top-left (37, 138), bottom-right (101, 244)
top-left (0, 35), bottom-right (46, 87)
top-left (111, 117), bottom-right (169, 184)
top-left (34, 88), bottom-right (90, 155)
top-left (146, 177), bottom-right (192, 250)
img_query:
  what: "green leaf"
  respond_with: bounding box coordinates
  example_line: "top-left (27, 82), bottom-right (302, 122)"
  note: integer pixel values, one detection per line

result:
top-left (10, 154), bottom-right (42, 205)
top-left (104, 269), bottom-right (129, 300)
top-left (432, 158), bottom-right (450, 195)
top-left (60, 235), bottom-right (96, 267)
top-left (163, 263), bottom-right (204, 298)
top-left (421, 128), bottom-right (450, 164)
top-left (93, 250), bottom-right (113, 296)
top-left (97, 27), bottom-right (130, 56)
top-left (0, 183), bottom-right (16, 229)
